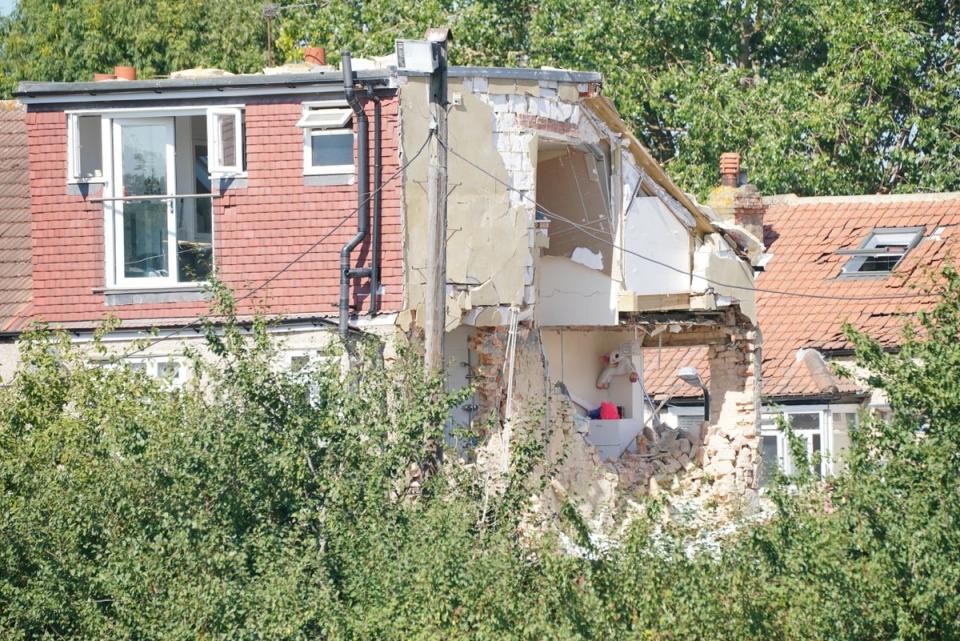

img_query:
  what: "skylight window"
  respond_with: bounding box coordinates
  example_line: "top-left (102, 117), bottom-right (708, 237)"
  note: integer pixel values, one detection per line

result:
top-left (839, 227), bottom-right (923, 277)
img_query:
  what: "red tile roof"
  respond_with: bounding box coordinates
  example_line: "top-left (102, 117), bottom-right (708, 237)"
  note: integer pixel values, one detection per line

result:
top-left (643, 193), bottom-right (960, 401)
top-left (0, 101), bottom-right (31, 332)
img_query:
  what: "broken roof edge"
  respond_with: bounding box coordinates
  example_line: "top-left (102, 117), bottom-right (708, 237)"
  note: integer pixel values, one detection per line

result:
top-left (764, 191), bottom-right (960, 206)
top-left (582, 96), bottom-right (714, 235)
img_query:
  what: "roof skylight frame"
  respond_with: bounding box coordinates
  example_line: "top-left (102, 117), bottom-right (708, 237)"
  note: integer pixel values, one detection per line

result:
top-left (838, 226), bottom-right (924, 278)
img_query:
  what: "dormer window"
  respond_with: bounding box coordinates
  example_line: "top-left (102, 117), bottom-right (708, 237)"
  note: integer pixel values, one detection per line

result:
top-left (839, 227), bottom-right (923, 277)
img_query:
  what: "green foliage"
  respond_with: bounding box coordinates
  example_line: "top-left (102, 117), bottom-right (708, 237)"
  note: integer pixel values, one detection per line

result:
top-left (2, 0), bottom-right (957, 197)
top-left (3, 273), bottom-right (960, 639)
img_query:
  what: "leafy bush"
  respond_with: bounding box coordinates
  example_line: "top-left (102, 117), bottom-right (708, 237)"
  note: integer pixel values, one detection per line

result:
top-left (2, 275), bottom-right (960, 639)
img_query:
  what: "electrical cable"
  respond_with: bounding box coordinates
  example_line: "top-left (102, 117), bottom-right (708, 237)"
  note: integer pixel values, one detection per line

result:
top-left (438, 138), bottom-right (933, 303)
top-left (113, 129), bottom-right (434, 362)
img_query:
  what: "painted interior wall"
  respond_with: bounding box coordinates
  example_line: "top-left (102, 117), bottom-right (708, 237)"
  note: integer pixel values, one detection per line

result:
top-left (536, 255), bottom-right (617, 326)
top-left (540, 328), bottom-right (644, 419)
top-left (622, 196), bottom-right (691, 296)
top-left (693, 234), bottom-right (758, 322)
top-left (537, 146), bottom-right (613, 274)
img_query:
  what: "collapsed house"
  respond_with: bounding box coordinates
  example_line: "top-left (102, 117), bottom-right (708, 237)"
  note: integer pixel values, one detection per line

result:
top-left (4, 43), bottom-right (762, 522)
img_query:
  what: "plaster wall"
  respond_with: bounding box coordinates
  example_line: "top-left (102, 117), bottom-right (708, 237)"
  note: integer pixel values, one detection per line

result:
top-left (693, 234), bottom-right (758, 323)
top-left (536, 255), bottom-right (617, 326)
top-left (622, 197), bottom-right (692, 296)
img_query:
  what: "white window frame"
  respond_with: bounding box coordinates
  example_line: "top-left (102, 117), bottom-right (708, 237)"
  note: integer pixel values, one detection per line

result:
top-left (840, 227), bottom-right (923, 276)
top-left (760, 405), bottom-right (833, 482)
top-left (66, 113), bottom-right (105, 183)
top-left (110, 117), bottom-right (179, 289)
top-left (298, 102), bottom-right (355, 176)
top-left (84, 105), bottom-right (235, 290)
top-left (124, 356), bottom-right (187, 386)
top-left (206, 107), bottom-right (245, 177)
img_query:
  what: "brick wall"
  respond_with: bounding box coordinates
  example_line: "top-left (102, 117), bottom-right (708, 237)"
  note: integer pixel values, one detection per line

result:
top-left (26, 95), bottom-right (402, 326)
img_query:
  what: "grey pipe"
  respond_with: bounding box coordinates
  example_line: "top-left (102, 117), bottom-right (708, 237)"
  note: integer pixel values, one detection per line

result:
top-left (339, 50), bottom-right (370, 337)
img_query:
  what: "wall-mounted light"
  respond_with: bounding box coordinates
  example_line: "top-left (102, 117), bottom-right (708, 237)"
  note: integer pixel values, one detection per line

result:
top-left (677, 366), bottom-right (710, 422)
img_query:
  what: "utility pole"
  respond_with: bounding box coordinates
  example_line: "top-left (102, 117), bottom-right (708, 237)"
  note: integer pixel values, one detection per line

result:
top-left (424, 28), bottom-right (450, 375)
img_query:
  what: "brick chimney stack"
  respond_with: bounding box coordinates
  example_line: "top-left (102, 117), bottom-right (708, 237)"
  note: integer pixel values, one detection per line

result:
top-left (707, 151), bottom-right (765, 248)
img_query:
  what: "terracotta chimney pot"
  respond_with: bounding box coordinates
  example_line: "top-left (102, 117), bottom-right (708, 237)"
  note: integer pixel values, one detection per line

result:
top-left (304, 47), bottom-right (326, 66)
top-left (719, 152), bottom-right (740, 187)
top-left (114, 65), bottom-right (137, 81)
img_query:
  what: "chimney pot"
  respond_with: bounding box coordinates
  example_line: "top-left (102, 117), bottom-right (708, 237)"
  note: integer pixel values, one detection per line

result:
top-left (304, 47), bottom-right (326, 66)
top-left (719, 152), bottom-right (740, 187)
top-left (114, 66), bottom-right (137, 81)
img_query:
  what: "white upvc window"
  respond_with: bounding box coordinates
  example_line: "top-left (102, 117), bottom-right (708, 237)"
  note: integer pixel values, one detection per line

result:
top-left (297, 103), bottom-right (354, 175)
top-left (206, 107), bottom-right (245, 176)
top-left (759, 406), bottom-right (841, 487)
top-left (124, 357), bottom-right (187, 386)
top-left (67, 113), bottom-right (104, 182)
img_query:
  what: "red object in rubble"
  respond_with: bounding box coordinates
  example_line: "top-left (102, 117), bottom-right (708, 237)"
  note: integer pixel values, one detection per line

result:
top-left (599, 401), bottom-right (619, 420)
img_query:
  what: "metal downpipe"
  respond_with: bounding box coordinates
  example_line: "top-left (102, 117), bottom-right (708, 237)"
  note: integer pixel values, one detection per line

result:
top-left (339, 50), bottom-right (370, 337)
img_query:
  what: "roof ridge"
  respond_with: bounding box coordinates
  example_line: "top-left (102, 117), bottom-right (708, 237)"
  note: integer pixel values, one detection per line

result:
top-left (764, 192), bottom-right (960, 206)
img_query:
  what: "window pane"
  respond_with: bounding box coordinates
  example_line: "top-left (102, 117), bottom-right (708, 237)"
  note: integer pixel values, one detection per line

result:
top-left (120, 121), bottom-right (170, 279)
top-left (311, 131), bottom-right (353, 168)
top-left (760, 435), bottom-right (779, 487)
top-left (812, 433), bottom-right (822, 479)
top-left (217, 113), bottom-right (237, 167)
top-left (121, 122), bottom-right (168, 196)
top-left (157, 360), bottom-right (180, 380)
top-left (789, 413), bottom-right (820, 430)
top-left (858, 253), bottom-right (903, 272)
top-left (124, 200), bottom-right (169, 278)
top-left (76, 116), bottom-right (103, 179)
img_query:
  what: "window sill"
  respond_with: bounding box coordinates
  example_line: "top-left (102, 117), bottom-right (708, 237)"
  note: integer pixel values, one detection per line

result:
top-left (95, 285), bottom-right (210, 307)
top-left (304, 173), bottom-right (354, 187)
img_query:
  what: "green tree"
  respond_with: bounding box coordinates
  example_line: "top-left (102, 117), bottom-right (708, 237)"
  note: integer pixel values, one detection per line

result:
top-left (3, 272), bottom-right (960, 638)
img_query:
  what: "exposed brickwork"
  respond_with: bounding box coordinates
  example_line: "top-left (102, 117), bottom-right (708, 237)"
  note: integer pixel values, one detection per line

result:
top-left (514, 113), bottom-right (578, 136)
top-left (701, 334), bottom-right (760, 498)
top-left (25, 95), bottom-right (402, 327)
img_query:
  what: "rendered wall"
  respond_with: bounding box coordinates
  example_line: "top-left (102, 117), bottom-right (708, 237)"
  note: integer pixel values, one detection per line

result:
top-left (400, 76), bottom-right (529, 329)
